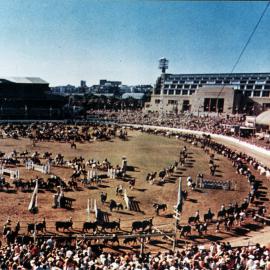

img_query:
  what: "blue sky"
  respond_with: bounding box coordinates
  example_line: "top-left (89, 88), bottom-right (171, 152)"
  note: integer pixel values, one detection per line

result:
top-left (0, 1), bottom-right (269, 86)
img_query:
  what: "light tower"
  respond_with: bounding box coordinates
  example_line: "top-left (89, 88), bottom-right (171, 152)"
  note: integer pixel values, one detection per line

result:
top-left (159, 57), bottom-right (169, 74)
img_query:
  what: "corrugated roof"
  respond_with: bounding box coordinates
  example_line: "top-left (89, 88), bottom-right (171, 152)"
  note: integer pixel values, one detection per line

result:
top-left (0, 77), bottom-right (48, 84)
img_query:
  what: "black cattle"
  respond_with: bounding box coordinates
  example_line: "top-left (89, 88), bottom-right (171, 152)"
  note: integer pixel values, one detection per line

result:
top-left (153, 203), bottom-right (167, 215)
top-left (98, 219), bottom-right (120, 232)
top-left (123, 237), bottom-right (137, 245)
top-left (103, 235), bottom-right (119, 246)
top-left (178, 225), bottom-right (192, 237)
top-left (109, 200), bottom-right (124, 212)
top-left (82, 221), bottom-right (97, 233)
top-left (132, 218), bottom-right (153, 232)
top-left (28, 218), bottom-right (46, 234)
top-left (55, 219), bottom-right (73, 231)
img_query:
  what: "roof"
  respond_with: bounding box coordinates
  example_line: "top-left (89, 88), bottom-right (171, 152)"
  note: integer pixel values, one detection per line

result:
top-left (122, 93), bottom-right (145, 99)
top-left (0, 77), bottom-right (48, 84)
top-left (256, 110), bottom-right (270, 126)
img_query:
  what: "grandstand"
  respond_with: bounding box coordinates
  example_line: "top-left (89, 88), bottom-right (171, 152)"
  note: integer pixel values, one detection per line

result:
top-left (145, 67), bottom-right (270, 115)
top-left (0, 77), bottom-right (67, 119)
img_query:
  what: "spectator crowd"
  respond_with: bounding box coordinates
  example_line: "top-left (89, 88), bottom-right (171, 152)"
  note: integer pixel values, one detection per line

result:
top-left (1, 238), bottom-right (270, 269)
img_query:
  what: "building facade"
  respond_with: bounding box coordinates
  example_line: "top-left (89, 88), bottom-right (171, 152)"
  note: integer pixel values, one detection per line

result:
top-left (145, 71), bottom-right (270, 115)
top-left (0, 77), bottom-right (67, 119)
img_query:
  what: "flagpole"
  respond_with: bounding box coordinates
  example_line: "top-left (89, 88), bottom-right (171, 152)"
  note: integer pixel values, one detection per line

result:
top-left (173, 177), bottom-right (182, 251)
top-left (87, 199), bottom-right (90, 222)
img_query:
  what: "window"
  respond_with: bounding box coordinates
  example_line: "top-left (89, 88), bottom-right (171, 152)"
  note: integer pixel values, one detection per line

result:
top-left (175, 90), bottom-right (181, 95)
top-left (168, 100), bottom-right (177, 105)
top-left (262, 91), bottom-right (270, 97)
top-left (203, 98), bottom-right (224, 112)
top-left (182, 90), bottom-right (188, 95)
top-left (182, 100), bottom-right (190, 111)
top-left (168, 90), bottom-right (174, 95)
top-left (246, 85), bottom-right (253, 90)
top-left (255, 85), bottom-right (262, 90)
top-left (240, 85), bottom-right (245, 90)
top-left (163, 90), bottom-right (167, 95)
top-left (155, 99), bottom-right (160, 104)
top-left (253, 91), bottom-right (261, 97)
top-left (191, 84), bottom-right (197, 89)
top-left (245, 91), bottom-right (252, 97)
top-left (184, 84), bottom-right (190, 89)
top-left (190, 90), bottom-right (195, 95)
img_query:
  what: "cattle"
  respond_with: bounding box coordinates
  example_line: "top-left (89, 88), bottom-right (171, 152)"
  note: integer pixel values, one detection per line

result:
top-left (98, 219), bottom-right (120, 232)
top-left (28, 218), bottom-right (46, 234)
top-left (123, 236), bottom-right (137, 245)
top-left (178, 225), bottom-right (192, 237)
top-left (55, 218), bottom-right (73, 231)
top-left (132, 218), bottom-right (153, 232)
top-left (82, 221), bottom-right (97, 233)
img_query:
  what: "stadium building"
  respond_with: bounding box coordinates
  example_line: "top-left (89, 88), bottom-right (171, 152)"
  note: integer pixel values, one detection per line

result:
top-left (145, 59), bottom-right (270, 115)
top-left (0, 77), bottom-right (67, 119)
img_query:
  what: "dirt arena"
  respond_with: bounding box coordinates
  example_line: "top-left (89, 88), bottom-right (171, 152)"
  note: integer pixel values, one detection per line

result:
top-left (0, 129), bottom-right (269, 252)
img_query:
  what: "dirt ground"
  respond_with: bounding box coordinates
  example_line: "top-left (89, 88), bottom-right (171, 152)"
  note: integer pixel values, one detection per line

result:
top-left (0, 130), bottom-right (269, 252)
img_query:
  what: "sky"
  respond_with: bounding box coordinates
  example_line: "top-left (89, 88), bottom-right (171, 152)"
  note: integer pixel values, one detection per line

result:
top-left (0, 0), bottom-right (269, 86)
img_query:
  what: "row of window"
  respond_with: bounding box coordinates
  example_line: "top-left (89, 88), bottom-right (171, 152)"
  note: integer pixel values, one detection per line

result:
top-left (166, 76), bottom-right (270, 82)
top-left (164, 82), bottom-right (270, 89)
top-left (244, 91), bottom-right (270, 97)
top-left (163, 89), bottom-right (196, 95)
top-left (161, 89), bottom-right (270, 97)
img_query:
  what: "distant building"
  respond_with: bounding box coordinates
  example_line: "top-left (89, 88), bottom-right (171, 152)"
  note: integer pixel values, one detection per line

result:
top-left (0, 77), bottom-right (67, 119)
top-left (145, 59), bottom-right (270, 115)
top-left (90, 79), bottom-right (122, 97)
top-left (51, 84), bottom-right (76, 95)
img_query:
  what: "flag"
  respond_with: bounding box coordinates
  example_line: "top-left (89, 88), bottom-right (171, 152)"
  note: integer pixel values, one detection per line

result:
top-left (28, 180), bottom-right (38, 213)
top-left (175, 177), bottom-right (183, 213)
top-left (86, 199), bottom-right (90, 222)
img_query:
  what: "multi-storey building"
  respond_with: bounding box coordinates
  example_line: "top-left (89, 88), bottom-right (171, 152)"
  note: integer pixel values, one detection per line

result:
top-left (145, 60), bottom-right (270, 115)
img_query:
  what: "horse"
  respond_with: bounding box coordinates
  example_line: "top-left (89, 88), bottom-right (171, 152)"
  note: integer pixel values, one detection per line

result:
top-left (203, 212), bottom-right (215, 223)
top-left (188, 216), bottom-right (200, 224)
top-left (28, 218), bottom-right (46, 234)
top-left (195, 223), bottom-right (208, 236)
top-left (100, 192), bottom-right (107, 204)
top-left (109, 200), bottom-right (124, 212)
top-left (153, 203), bottom-right (167, 215)
top-left (217, 209), bottom-right (226, 220)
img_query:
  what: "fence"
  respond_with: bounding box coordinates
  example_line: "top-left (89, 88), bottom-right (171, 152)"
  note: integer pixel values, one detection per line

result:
top-left (0, 167), bottom-right (20, 179)
top-left (25, 160), bottom-right (51, 174)
top-left (198, 178), bottom-right (234, 190)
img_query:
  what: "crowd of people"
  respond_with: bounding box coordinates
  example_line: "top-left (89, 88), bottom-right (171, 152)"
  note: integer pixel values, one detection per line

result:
top-left (87, 110), bottom-right (270, 150)
top-left (0, 238), bottom-right (270, 269)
